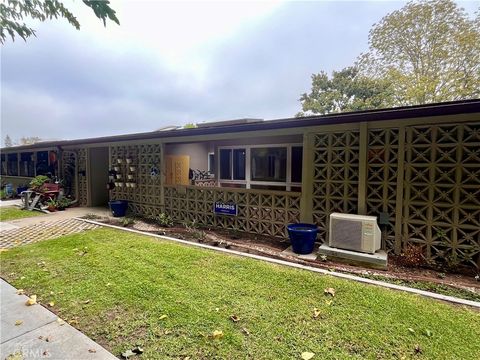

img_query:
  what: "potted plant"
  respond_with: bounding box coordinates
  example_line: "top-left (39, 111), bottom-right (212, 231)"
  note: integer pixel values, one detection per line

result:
top-left (56, 197), bottom-right (71, 211)
top-left (46, 199), bottom-right (57, 212)
top-left (29, 175), bottom-right (50, 191)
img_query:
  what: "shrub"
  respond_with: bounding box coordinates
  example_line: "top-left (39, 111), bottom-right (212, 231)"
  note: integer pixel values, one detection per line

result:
top-left (29, 175), bottom-right (49, 189)
top-left (151, 213), bottom-right (174, 228)
top-left (398, 243), bottom-right (425, 267)
top-left (121, 217), bottom-right (135, 227)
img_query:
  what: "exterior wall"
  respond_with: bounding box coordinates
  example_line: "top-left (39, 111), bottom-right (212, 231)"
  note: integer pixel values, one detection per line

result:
top-left (164, 185), bottom-right (301, 237)
top-left (109, 143), bottom-right (164, 216)
top-left (165, 142), bottom-right (211, 170)
top-left (88, 147), bottom-right (109, 206)
top-left (304, 121), bottom-right (480, 268)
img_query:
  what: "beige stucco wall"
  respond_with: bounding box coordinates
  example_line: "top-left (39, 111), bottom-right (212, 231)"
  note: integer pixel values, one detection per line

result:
top-left (165, 142), bottom-right (212, 170)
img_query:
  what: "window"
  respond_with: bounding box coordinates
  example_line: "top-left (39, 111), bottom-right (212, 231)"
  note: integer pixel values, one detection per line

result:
top-left (7, 153), bottom-right (18, 176)
top-left (233, 149), bottom-right (246, 180)
top-left (291, 146), bottom-right (303, 183)
top-left (251, 147), bottom-right (287, 182)
top-left (220, 149), bottom-right (231, 180)
top-left (36, 151), bottom-right (49, 175)
top-left (218, 144), bottom-right (302, 190)
top-left (219, 148), bottom-right (246, 180)
top-left (20, 152), bottom-right (35, 177)
top-left (0, 154), bottom-right (5, 175)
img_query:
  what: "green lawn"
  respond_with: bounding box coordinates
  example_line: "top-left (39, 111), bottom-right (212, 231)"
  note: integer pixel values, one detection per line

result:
top-left (1, 228), bottom-right (479, 359)
top-left (0, 206), bottom-right (44, 221)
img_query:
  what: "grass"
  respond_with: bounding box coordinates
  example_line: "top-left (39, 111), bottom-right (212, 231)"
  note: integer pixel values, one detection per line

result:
top-left (355, 273), bottom-right (480, 302)
top-left (1, 228), bottom-right (479, 359)
top-left (0, 206), bottom-right (44, 221)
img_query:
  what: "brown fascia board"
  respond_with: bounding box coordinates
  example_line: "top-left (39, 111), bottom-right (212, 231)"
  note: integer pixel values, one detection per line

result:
top-left (2, 99), bottom-right (479, 152)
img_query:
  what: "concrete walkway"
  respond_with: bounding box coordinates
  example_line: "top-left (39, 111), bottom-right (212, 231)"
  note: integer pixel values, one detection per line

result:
top-left (0, 279), bottom-right (117, 360)
top-left (0, 207), bottom-right (110, 249)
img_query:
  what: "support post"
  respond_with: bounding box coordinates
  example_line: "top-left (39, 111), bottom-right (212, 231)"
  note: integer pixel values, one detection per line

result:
top-left (357, 122), bottom-right (368, 214)
top-left (300, 133), bottom-right (315, 223)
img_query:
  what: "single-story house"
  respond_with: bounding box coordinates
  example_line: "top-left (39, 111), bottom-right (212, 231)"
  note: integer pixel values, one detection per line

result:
top-left (1, 99), bottom-right (479, 268)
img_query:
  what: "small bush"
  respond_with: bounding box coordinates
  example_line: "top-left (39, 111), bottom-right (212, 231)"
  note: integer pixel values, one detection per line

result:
top-left (121, 217), bottom-right (135, 227)
top-left (150, 213), bottom-right (174, 227)
top-left (29, 175), bottom-right (49, 189)
top-left (398, 243), bottom-right (425, 267)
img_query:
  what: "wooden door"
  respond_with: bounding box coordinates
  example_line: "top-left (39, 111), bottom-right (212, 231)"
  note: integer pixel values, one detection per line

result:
top-left (165, 155), bottom-right (190, 185)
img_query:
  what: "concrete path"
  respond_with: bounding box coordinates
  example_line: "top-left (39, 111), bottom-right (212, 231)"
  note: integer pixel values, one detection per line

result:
top-left (0, 279), bottom-right (117, 360)
top-left (0, 207), bottom-right (110, 249)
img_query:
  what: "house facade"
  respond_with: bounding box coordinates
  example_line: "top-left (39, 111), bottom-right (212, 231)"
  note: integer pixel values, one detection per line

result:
top-left (1, 100), bottom-right (479, 268)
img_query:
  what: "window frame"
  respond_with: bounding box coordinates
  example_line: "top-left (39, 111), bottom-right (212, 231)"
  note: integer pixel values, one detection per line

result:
top-left (217, 143), bottom-right (302, 191)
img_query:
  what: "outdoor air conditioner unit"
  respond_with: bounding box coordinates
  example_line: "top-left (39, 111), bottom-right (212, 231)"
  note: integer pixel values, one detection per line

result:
top-left (329, 213), bottom-right (381, 254)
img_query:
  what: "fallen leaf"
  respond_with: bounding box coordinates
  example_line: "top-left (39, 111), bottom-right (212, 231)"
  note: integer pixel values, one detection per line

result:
top-left (132, 346), bottom-right (143, 354)
top-left (56, 318), bottom-right (65, 326)
top-left (313, 308), bottom-right (321, 319)
top-left (16, 289), bottom-right (25, 295)
top-left (241, 327), bottom-right (250, 336)
top-left (325, 300), bottom-right (333, 306)
top-left (88, 349), bottom-right (96, 353)
top-left (324, 288), bottom-right (335, 297)
top-left (164, 330), bottom-right (172, 335)
top-left (15, 320), bottom-right (23, 326)
top-left (414, 345), bottom-right (422, 354)
top-left (423, 329), bottom-right (433, 337)
top-left (25, 295), bottom-right (37, 306)
top-left (5, 351), bottom-right (23, 360)
top-left (20, 276), bottom-right (25, 280)
top-left (230, 314), bottom-right (240, 322)
top-left (121, 349), bottom-right (135, 359)
top-left (215, 307), bottom-right (220, 312)
top-left (38, 336), bottom-right (44, 340)
top-left (68, 319), bottom-right (78, 325)
top-left (159, 314), bottom-right (168, 320)
top-left (211, 330), bottom-right (224, 339)
top-left (48, 302), bottom-right (55, 307)
top-left (82, 299), bottom-right (91, 304)
top-left (408, 328), bottom-right (415, 334)
top-left (301, 351), bottom-right (315, 360)
top-left (42, 351), bottom-right (48, 356)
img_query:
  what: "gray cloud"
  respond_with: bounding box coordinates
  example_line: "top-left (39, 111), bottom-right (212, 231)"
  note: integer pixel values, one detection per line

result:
top-left (5, 0), bottom-right (447, 145)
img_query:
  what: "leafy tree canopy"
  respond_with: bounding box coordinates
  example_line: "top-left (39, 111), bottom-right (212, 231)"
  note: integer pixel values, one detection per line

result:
top-left (0, 0), bottom-right (119, 44)
top-left (299, 0), bottom-right (480, 115)
top-left (298, 66), bottom-right (393, 116)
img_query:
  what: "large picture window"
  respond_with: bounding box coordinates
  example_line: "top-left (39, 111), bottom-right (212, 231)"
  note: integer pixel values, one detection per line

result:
top-left (7, 153), bottom-right (18, 176)
top-left (218, 144), bottom-right (302, 191)
top-left (20, 152), bottom-right (35, 177)
top-left (219, 148), bottom-right (246, 180)
top-left (251, 147), bottom-right (287, 182)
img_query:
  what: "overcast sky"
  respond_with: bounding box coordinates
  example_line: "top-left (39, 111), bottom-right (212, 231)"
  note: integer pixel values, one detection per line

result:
top-left (1, 0), bottom-right (478, 146)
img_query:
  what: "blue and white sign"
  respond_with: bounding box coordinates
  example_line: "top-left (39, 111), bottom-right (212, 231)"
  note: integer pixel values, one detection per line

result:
top-left (214, 202), bottom-right (237, 216)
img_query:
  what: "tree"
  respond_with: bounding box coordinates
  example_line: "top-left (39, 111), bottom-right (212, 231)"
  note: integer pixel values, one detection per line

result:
top-left (4, 135), bottom-right (13, 147)
top-left (359, 0), bottom-right (480, 105)
top-left (19, 136), bottom-right (42, 145)
top-left (298, 66), bottom-right (393, 116)
top-left (183, 123), bottom-right (197, 129)
top-left (0, 0), bottom-right (119, 44)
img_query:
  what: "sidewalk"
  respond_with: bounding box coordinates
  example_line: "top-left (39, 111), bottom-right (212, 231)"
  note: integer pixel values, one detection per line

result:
top-left (0, 279), bottom-right (118, 360)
